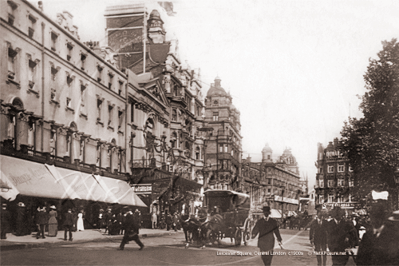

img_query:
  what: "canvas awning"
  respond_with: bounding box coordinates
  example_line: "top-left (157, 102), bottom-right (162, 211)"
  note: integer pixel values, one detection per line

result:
top-left (0, 155), bottom-right (68, 200)
top-left (93, 175), bottom-right (146, 207)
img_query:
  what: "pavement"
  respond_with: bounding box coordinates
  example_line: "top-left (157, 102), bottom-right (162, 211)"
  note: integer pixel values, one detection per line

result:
top-left (0, 228), bottom-right (180, 251)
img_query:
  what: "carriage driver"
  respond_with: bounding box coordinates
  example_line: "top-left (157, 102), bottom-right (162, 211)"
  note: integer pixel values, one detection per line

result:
top-left (252, 206), bottom-right (283, 266)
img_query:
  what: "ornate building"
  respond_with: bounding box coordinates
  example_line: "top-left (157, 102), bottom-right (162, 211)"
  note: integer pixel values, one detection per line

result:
top-left (241, 145), bottom-right (303, 215)
top-left (202, 77), bottom-right (242, 191)
top-left (315, 138), bottom-right (357, 212)
top-left (104, 3), bottom-right (205, 216)
top-left (1, 0), bottom-right (146, 228)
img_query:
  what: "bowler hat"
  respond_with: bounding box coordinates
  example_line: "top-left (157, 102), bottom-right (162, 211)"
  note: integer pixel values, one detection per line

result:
top-left (263, 206), bottom-right (271, 212)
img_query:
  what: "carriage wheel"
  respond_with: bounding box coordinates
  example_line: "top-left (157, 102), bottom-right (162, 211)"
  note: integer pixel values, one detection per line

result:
top-left (234, 228), bottom-right (242, 246)
top-left (243, 228), bottom-right (250, 246)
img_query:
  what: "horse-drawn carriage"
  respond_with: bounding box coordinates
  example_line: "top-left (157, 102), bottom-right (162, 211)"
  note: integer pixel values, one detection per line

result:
top-left (182, 189), bottom-right (252, 248)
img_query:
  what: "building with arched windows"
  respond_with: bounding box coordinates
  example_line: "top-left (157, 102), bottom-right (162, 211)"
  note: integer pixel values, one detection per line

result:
top-left (1, 0), bottom-right (147, 228)
top-left (241, 145), bottom-right (304, 216)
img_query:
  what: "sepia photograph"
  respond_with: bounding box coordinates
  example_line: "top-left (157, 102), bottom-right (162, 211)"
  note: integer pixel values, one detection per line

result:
top-left (1, 0), bottom-right (398, 265)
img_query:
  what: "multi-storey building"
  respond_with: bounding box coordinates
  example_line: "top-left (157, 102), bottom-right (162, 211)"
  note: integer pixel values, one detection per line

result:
top-left (241, 145), bottom-right (303, 216)
top-left (202, 77), bottom-right (242, 191)
top-left (315, 138), bottom-right (356, 213)
top-left (103, 3), bottom-right (206, 217)
top-left (0, 0), bottom-right (148, 228)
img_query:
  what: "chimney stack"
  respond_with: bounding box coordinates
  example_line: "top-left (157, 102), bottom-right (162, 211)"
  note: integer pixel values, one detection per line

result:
top-left (38, 1), bottom-right (43, 11)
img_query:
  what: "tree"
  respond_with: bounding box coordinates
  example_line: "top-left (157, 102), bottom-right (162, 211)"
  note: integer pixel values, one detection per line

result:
top-left (341, 39), bottom-right (399, 206)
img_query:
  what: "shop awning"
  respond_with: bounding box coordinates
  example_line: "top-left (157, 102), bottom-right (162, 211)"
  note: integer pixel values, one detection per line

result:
top-left (93, 175), bottom-right (146, 207)
top-left (52, 167), bottom-right (117, 203)
top-left (0, 155), bottom-right (68, 200)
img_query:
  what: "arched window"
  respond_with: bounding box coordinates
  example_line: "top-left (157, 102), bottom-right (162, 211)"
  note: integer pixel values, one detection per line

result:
top-left (213, 100), bottom-right (219, 106)
top-left (145, 118), bottom-right (154, 134)
top-left (172, 109), bottom-right (177, 121)
top-left (12, 97), bottom-right (24, 109)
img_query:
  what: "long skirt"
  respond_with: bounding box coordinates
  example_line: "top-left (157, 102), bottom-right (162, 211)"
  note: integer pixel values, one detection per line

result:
top-left (48, 223), bottom-right (58, 237)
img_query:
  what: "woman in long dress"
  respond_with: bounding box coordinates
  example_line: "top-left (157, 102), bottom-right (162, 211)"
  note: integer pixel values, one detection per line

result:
top-left (48, 206), bottom-right (58, 237)
top-left (77, 211), bottom-right (84, 231)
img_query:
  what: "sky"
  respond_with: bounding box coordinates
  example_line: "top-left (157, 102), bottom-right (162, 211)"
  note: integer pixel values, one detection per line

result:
top-left (35, 0), bottom-right (399, 189)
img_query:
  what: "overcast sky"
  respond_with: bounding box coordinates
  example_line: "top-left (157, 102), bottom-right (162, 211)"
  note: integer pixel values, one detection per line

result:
top-left (36, 0), bottom-right (399, 189)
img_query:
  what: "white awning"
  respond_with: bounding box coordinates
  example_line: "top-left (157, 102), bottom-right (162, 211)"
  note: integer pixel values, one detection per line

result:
top-left (0, 155), bottom-right (68, 200)
top-left (270, 209), bottom-right (282, 218)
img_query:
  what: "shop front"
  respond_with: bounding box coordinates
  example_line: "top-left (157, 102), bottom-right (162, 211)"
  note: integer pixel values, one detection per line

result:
top-left (0, 155), bottom-right (146, 232)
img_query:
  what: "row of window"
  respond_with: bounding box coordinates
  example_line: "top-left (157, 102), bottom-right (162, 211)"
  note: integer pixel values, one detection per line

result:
top-left (318, 194), bottom-right (353, 204)
top-left (318, 179), bottom-right (354, 188)
top-left (318, 164), bottom-right (353, 173)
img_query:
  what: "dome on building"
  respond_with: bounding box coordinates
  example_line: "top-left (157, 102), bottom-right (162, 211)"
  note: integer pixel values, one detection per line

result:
top-left (206, 76), bottom-right (227, 97)
top-left (262, 143), bottom-right (272, 153)
top-left (150, 9), bottom-right (161, 19)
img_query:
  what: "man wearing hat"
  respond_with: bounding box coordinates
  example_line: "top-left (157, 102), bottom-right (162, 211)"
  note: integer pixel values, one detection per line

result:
top-left (252, 206), bottom-right (283, 266)
top-left (356, 207), bottom-right (399, 265)
top-left (118, 208), bottom-right (144, 251)
top-left (35, 206), bottom-right (49, 239)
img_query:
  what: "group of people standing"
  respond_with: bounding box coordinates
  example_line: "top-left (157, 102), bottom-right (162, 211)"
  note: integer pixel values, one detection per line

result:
top-left (0, 202), bottom-right (85, 240)
top-left (309, 203), bottom-right (399, 266)
top-left (98, 208), bottom-right (142, 236)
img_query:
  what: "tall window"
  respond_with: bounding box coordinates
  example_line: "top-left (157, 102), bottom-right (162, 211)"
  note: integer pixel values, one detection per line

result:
top-left (328, 195), bottom-right (334, 203)
top-left (195, 147), bottom-right (200, 160)
top-left (338, 164), bottom-right (345, 172)
top-left (172, 109), bottom-right (177, 121)
top-left (224, 144), bottom-right (228, 153)
top-left (130, 102), bottom-right (135, 123)
top-left (219, 144), bottom-right (223, 153)
top-left (338, 179), bottom-right (345, 187)
top-left (97, 99), bottom-right (103, 121)
top-left (213, 112), bottom-right (219, 121)
top-left (327, 180), bottom-right (334, 188)
top-left (97, 64), bottom-right (103, 82)
top-left (118, 110), bottom-right (124, 130)
top-left (51, 32), bottom-right (58, 51)
top-left (319, 179), bottom-right (324, 188)
top-left (80, 53), bottom-right (86, 70)
top-left (80, 83), bottom-right (86, 107)
top-left (108, 105), bottom-right (114, 127)
top-left (7, 45), bottom-right (18, 80)
top-left (118, 80), bottom-right (123, 95)
top-left (108, 72), bottom-right (114, 90)
top-left (28, 14), bottom-right (36, 38)
top-left (28, 57), bottom-right (37, 89)
top-left (7, 1), bottom-right (17, 26)
top-left (67, 42), bottom-right (73, 61)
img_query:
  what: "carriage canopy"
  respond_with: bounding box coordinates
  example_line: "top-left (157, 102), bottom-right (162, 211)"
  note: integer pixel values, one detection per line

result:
top-left (204, 190), bottom-right (250, 213)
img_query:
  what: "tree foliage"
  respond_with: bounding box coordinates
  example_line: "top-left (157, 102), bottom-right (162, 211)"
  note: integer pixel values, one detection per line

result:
top-left (341, 39), bottom-right (399, 199)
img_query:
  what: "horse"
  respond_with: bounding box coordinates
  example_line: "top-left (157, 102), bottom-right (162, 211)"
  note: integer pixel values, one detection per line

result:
top-left (180, 214), bottom-right (204, 248)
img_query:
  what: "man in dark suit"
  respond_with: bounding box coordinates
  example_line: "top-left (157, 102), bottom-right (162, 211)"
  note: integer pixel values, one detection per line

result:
top-left (35, 207), bottom-right (48, 239)
top-left (310, 209), bottom-right (328, 266)
top-left (118, 208), bottom-right (144, 251)
top-left (63, 209), bottom-right (74, 241)
top-left (326, 207), bottom-right (358, 266)
top-left (1, 203), bottom-right (11, 239)
top-left (252, 206), bottom-right (283, 266)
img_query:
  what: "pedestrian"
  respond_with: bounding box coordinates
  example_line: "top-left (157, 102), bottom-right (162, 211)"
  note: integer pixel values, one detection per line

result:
top-left (151, 211), bottom-right (157, 229)
top-left (251, 206), bottom-right (283, 266)
top-left (326, 207), bottom-right (358, 266)
top-left (173, 212), bottom-right (179, 231)
top-left (77, 210), bottom-right (84, 231)
top-left (1, 203), bottom-right (11, 239)
top-left (104, 208), bottom-right (112, 234)
top-left (356, 204), bottom-right (399, 265)
top-left (309, 209), bottom-right (328, 266)
top-left (98, 209), bottom-right (104, 231)
top-left (116, 210), bottom-right (124, 235)
top-left (118, 208), bottom-right (144, 251)
top-left (133, 209), bottom-right (141, 234)
top-left (48, 205), bottom-right (58, 237)
top-left (63, 208), bottom-right (74, 241)
top-left (35, 206), bottom-right (48, 239)
top-left (165, 210), bottom-right (172, 231)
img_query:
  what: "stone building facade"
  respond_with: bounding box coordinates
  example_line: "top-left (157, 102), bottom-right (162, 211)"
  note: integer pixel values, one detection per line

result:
top-left (0, 0), bottom-right (148, 228)
top-left (241, 145), bottom-right (303, 215)
top-left (315, 138), bottom-right (357, 212)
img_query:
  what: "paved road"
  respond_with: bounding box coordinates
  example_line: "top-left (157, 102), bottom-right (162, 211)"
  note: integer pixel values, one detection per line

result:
top-left (1, 229), bottom-right (356, 265)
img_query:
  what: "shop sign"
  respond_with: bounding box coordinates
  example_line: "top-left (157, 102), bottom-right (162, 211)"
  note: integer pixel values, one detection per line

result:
top-left (131, 184), bottom-right (152, 194)
top-left (322, 202), bottom-right (359, 209)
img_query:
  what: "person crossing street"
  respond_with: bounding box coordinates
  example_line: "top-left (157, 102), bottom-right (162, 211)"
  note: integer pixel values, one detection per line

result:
top-left (118, 208), bottom-right (144, 251)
